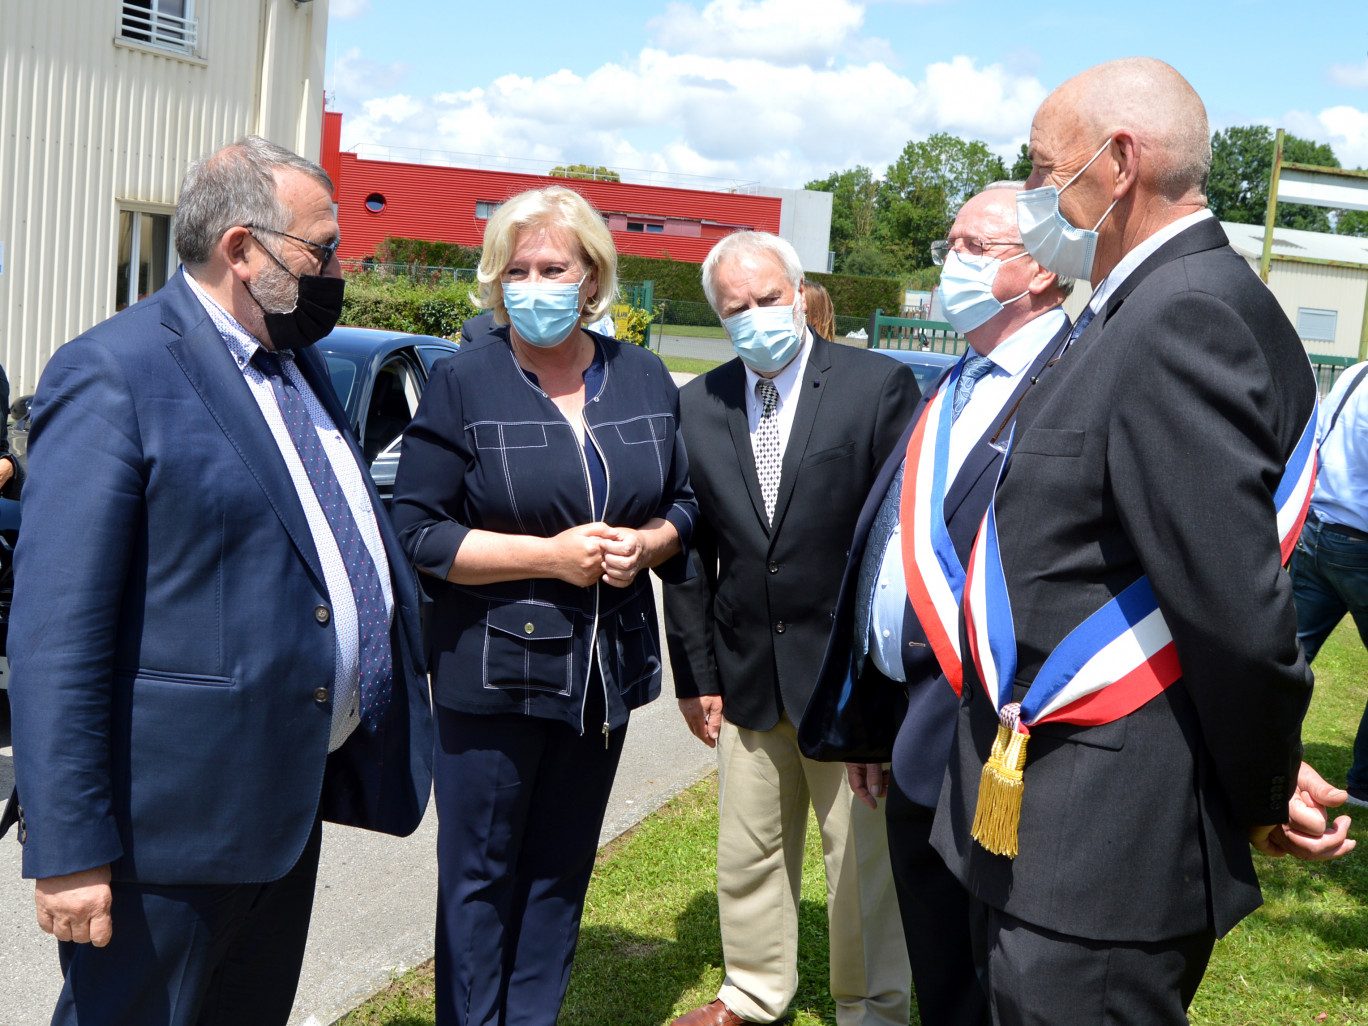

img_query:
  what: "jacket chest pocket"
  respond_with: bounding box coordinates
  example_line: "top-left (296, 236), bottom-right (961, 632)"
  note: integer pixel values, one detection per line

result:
top-left (606, 413), bottom-right (675, 491)
top-left (483, 601), bottom-right (576, 695)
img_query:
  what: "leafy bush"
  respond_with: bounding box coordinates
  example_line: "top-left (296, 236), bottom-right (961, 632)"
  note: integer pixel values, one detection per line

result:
top-left (613, 304), bottom-right (654, 347)
top-left (341, 271), bottom-right (482, 339)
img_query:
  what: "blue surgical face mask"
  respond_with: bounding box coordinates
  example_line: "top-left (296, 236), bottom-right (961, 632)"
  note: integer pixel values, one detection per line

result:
top-left (502, 276), bottom-right (586, 348)
top-left (1016, 137), bottom-right (1119, 281)
top-left (723, 296), bottom-right (805, 374)
top-left (938, 249), bottom-right (1030, 334)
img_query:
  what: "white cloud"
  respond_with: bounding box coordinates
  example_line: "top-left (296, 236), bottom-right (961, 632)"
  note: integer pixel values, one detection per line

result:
top-left (648, 0), bottom-right (866, 66)
top-left (336, 48), bottom-right (1044, 187)
top-left (1328, 60), bottom-right (1368, 90)
top-left (330, 46), bottom-right (411, 109)
top-left (330, 0), bottom-right (371, 20)
top-left (1280, 105), bottom-right (1368, 171)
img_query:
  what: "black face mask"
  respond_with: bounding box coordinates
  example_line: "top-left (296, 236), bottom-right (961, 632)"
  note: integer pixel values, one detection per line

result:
top-left (257, 273), bottom-right (345, 351)
top-left (245, 239), bottom-right (346, 351)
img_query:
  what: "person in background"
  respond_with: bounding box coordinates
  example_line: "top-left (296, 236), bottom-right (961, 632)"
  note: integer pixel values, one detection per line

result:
top-left (3, 136), bottom-right (433, 1025)
top-left (665, 231), bottom-right (918, 1026)
top-left (806, 182), bottom-right (1074, 1026)
top-left (801, 280), bottom-right (835, 342)
top-left (585, 310), bottom-right (616, 337)
top-left (390, 185), bottom-right (697, 1026)
top-left (1289, 359), bottom-right (1368, 802)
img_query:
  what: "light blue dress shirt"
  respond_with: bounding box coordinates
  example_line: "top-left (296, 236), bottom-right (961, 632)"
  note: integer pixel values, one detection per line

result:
top-left (1309, 361), bottom-right (1368, 535)
top-left (866, 309), bottom-right (1067, 681)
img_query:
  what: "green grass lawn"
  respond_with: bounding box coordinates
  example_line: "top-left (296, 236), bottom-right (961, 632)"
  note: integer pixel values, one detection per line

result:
top-left (340, 618), bottom-right (1368, 1026)
top-left (660, 355), bottom-right (721, 376)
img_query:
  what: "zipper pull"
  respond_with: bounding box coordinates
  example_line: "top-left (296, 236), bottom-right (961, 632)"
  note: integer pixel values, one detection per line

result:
top-left (602, 720), bottom-right (610, 750)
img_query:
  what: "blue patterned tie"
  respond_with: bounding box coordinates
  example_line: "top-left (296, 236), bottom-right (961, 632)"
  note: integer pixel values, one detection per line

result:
top-left (253, 350), bottom-right (393, 727)
top-left (853, 461), bottom-right (904, 672)
top-left (1065, 305), bottom-right (1096, 351)
top-left (952, 354), bottom-right (995, 421)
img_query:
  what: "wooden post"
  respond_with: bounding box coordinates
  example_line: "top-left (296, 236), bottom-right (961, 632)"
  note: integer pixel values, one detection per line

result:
top-left (1260, 128), bottom-right (1285, 284)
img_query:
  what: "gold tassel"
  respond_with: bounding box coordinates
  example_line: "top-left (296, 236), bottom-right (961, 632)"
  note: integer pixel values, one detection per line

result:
top-left (971, 721), bottom-right (1030, 858)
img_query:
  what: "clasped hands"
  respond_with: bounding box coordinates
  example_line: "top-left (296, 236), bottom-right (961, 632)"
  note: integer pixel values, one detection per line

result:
top-left (1249, 761), bottom-right (1355, 861)
top-left (551, 522), bottom-right (650, 589)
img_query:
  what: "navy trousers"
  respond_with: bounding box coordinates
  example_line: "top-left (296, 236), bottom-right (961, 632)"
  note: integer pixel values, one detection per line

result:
top-left (51, 816), bottom-right (323, 1026)
top-left (433, 686), bottom-right (626, 1026)
top-left (1290, 513), bottom-right (1368, 789)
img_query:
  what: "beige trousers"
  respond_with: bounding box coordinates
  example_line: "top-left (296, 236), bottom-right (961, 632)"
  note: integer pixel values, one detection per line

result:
top-left (714, 714), bottom-right (910, 1025)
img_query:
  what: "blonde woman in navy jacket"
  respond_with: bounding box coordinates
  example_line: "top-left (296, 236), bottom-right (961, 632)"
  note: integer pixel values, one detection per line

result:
top-left (391, 186), bottom-right (696, 1026)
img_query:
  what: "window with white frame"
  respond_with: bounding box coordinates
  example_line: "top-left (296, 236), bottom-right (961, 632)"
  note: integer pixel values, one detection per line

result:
top-left (475, 201), bottom-right (500, 219)
top-left (121, 0), bottom-right (199, 53)
top-left (116, 210), bottom-right (175, 311)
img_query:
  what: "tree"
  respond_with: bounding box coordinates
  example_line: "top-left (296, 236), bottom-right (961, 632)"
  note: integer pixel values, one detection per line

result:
top-left (1336, 209), bottom-right (1368, 237)
top-left (805, 166), bottom-right (881, 273)
top-left (1207, 126), bottom-right (1338, 232)
top-left (549, 164), bottom-right (620, 182)
top-left (1010, 143), bottom-right (1033, 181)
top-left (878, 134), bottom-right (1009, 270)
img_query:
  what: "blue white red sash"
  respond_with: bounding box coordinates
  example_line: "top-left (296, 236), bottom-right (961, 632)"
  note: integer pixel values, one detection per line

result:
top-left (963, 402), bottom-right (1319, 729)
top-left (900, 357), bottom-right (969, 694)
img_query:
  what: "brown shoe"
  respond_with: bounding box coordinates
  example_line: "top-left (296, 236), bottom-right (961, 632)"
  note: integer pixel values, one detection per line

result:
top-left (669, 999), bottom-right (756, 1026)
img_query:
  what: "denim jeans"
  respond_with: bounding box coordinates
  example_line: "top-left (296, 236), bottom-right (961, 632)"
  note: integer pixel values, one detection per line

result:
top-left (1290, 513), bottom-right (1368, 789)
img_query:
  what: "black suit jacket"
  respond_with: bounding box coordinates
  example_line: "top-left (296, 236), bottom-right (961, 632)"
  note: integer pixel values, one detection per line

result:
top-left (932, 218), bottom-right (1316, 942)
top-left (665, 333), bottom-right (919, 730)
top-left (805, 321), bottom-right (1067, 806)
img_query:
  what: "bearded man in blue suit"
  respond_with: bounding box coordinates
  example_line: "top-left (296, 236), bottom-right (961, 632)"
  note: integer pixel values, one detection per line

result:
top-left (3, 137), bottom-right (433, 1026)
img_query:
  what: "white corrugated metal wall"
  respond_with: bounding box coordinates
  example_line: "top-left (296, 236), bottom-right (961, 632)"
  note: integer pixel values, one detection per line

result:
top-left (0, 0), bottom-right (327, 395)
top-left (1262, 259), bottom-right (1367, 362)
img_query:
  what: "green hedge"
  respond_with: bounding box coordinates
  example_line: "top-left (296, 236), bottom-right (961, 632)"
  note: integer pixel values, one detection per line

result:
top-left (341, 271), bottom-right (481, 339)
top-left (374, 238), bottom-right (903, 321)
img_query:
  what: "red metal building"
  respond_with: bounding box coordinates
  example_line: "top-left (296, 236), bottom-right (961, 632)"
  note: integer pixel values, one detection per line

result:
top-left (322, 111), bottom-right (781, 264)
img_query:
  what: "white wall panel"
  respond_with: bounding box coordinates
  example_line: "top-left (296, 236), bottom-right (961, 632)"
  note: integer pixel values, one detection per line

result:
top-left (0, 0), bottom-right (327, 394)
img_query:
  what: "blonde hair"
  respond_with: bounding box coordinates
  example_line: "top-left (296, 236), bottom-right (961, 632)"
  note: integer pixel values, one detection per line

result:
top-left (476, 186), bottom-right (618, 324)
top-left (802, 281), bottom-right (835, 341)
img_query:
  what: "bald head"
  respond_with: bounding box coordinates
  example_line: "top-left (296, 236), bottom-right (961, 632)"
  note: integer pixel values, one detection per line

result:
top-left (1043, 58), bottom-right (1210, 204)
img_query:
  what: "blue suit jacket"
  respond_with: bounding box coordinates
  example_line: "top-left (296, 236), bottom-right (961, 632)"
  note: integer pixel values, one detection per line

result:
top-left (6, 269), bottom-right (433, 884)
top-left (805, 324), bottom-right (1066, 807)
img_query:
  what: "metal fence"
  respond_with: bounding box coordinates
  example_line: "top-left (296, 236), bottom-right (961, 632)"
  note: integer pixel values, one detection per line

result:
top-left (867, 311), bottom-right (967, 355)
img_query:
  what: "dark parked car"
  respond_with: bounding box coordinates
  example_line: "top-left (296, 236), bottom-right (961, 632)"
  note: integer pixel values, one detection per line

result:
top-left (873, 348), bottom-right (957, 392)
top-left (0, 326), bottom-right (460, 693)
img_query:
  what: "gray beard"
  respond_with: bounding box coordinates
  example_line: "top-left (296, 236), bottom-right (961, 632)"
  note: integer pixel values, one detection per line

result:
top-left (252, 259), bottom-right (299, 315)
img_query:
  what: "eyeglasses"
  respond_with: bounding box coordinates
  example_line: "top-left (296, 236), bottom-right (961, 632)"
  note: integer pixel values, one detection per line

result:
top-left (930, 236), bottom-right (1025, 266)
top-left (246, 224), bottom-right (341, 272)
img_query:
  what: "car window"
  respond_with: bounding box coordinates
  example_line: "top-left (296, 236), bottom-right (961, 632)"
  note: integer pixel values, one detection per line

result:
top-left (363, 357), bottom-right (422, 464)
top-left (325, 357), bottom-right (360, 409)
top-left (418, 344), bottom-right (458, 372)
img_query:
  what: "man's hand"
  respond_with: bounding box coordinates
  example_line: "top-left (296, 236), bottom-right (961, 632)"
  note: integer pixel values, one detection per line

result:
top-left (0, 459), bottom-right (14, 489)
top-left (678, 696), bottom-right (724, 748)
top-left (35, 865), bottom-right (113, 946)
top-left (1249, 761), bottom-right (1356, 861)
top-left (846, 762), bottom-right (891, 810)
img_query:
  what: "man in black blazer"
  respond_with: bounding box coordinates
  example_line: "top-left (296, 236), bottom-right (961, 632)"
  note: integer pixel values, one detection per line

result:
top-left (805, 183), bottom-right (1074, 1026)
top-left (665, 232), bottom-right (919, 1026)
top-left (931, 58), bottom-right (1353, 1023)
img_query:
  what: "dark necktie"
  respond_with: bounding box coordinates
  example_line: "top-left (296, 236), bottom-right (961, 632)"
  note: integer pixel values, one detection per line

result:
top-left (253, 349), bottom-right (393, 727)
top-left (952, 354), bottom-right (995, 421)
top-left (853, 460), bottom-right (904, 672)
top-left (754, 378), bottom-right (782, 523)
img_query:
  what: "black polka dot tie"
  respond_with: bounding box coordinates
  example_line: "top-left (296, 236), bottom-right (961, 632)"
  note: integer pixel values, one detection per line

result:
top-left (754, 378), bottom-right (782, 524)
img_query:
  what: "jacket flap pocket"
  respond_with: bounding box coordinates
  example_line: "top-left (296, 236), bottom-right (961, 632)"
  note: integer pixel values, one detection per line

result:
top-left (473, 422), bottom-right (550, 450)
top-left (803, 441), bottom-right (855, 467)
top-left (614, 414), bottom-right (672, 445)
top-left (1013, 428), bottom-right (1084, 458)
top-left (487, 602), bottom-right (574, 640)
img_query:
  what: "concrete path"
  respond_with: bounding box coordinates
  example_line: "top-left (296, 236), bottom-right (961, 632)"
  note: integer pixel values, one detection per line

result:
top-left (0, 374), bottom-right (719, 1026)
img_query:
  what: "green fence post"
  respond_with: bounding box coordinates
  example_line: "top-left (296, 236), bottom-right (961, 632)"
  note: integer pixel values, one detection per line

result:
top-left (867, 308), bottom-right (880, 349)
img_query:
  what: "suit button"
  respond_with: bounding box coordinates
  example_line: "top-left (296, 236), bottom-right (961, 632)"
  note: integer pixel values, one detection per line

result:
top-left (313, 687), bottom-right (329, 703)
top-left (775, 621), bottom-right (786, 634)
top-left (768, 561), bottom-right (779, 574)
top-left (524, 622), bottom-right (536, 635)
top-left (314, 605), bottom-right (330, 625)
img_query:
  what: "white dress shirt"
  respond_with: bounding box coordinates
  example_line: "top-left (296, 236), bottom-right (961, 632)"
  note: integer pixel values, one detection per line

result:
top-left (186, 273), bottom-right (394, 751)
top-left (867, 308), bottom-right (1068, 682)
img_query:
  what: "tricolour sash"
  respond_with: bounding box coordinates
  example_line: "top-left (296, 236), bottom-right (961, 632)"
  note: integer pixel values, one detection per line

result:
top-left (963, 401), bottom-right (1319, 857)
top-left (900, 357), bottom-right (969, 695)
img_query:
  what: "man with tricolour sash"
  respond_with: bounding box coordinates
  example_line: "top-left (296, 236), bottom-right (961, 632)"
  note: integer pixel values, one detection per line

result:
top-left (930, 58), bottom-right (1355, 1023)
top-left (800, 182), bottom-right (1074, 1026)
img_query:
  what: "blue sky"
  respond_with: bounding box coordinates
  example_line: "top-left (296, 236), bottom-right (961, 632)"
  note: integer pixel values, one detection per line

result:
top-left (325, 0), bottom-right (1368, 188)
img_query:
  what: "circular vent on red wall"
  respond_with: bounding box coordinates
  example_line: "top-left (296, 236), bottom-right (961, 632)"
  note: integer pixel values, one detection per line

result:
top-left (364, 193), bottom-right (386, 212)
